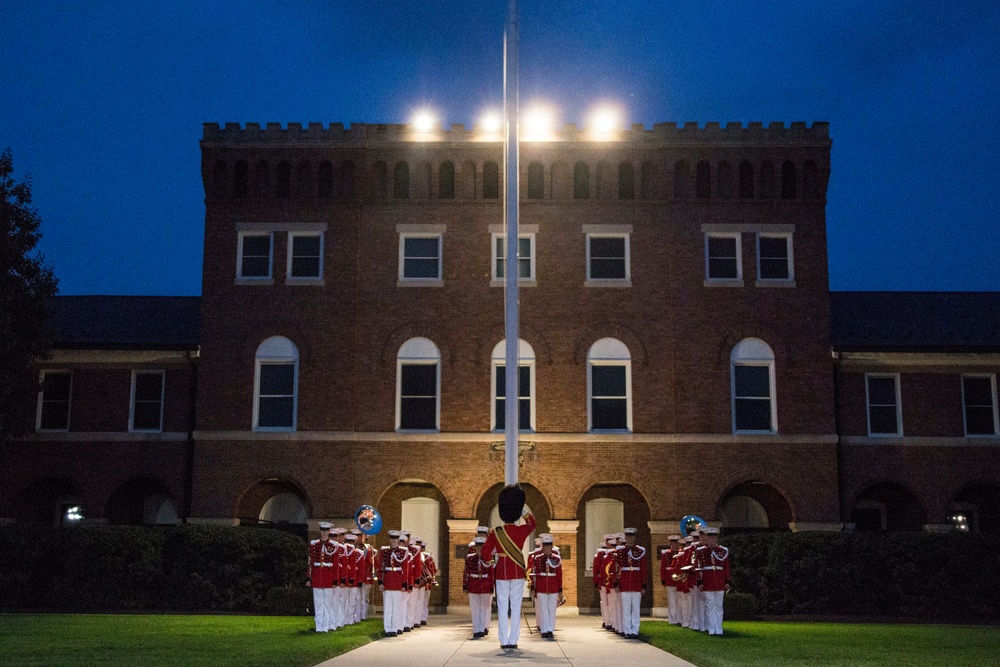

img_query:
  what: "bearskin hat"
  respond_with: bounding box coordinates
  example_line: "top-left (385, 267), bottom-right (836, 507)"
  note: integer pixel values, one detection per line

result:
top-left (497, 484), bottom-right (526, 523)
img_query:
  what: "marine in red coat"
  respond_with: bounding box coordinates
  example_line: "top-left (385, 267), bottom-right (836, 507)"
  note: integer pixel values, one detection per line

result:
top-left (531, 534), bottom-right (563, 638)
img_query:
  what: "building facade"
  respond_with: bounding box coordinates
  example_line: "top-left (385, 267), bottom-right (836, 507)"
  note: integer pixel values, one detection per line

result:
top-left (4, 120), bottom-right (999, 614)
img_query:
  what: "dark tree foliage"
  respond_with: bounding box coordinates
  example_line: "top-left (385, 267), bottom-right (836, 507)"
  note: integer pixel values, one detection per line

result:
top-left (0, 148), bottom-right (58, 444)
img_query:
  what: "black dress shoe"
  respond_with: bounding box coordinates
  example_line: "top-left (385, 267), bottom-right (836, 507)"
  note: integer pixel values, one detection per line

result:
top-left (510, 644), bottom-right (518, 649)
top-left (403, 627), bottom-right (411, 632)
top-left (420, 620), bottom-right (427, 626)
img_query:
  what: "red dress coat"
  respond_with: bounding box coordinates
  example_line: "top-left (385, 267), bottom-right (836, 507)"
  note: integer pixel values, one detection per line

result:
top-left (480, 513), bottom-right (537, 580)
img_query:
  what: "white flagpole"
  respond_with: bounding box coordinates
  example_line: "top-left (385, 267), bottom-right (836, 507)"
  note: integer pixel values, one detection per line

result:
top-left (503, 0), bottom-right (520, 486)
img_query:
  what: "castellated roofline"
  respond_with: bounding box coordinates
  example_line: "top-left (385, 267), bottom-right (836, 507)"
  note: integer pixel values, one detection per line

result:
top-left (201, 120), bottom-right (830, 146)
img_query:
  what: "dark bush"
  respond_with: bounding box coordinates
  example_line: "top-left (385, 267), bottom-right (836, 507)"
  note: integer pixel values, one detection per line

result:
top-left (264, 586), bottom-right (313, 615)
top-left (723, 591), bottom-right (759, 620)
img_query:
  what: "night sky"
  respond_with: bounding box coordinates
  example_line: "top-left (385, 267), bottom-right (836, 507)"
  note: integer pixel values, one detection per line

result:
top-left (3, 1), bottom-right (999, 296)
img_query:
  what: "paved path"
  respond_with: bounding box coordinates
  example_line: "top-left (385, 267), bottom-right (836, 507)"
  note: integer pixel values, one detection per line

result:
top-left (314, 613), bottom-right (695, 667)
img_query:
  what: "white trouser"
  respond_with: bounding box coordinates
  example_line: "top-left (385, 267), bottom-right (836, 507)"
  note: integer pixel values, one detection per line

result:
top-left (703, 590), bottom-right (725, 635)
top-left (407, 588), bottom-right (419, 628)
top-left (599, 587), bottom-right (609, 626)
top-left (469, 592), bottom-right (492, 633)
top-left (689, 586), bottom-right (703, 631)
top-left (666, 586), bottom-right (679, 624)
top-left (680, 590), bottom-right (690, 628)
top-left (422, 586), bottom-right (431, 622)
top-left (346, 586), bottom-right (359, 624)
top-left (535, 592), bottom-right (557, 634)
top-left (361, 584), bottom-right (371, 620)
top-left (621, 591), bottom-right (641, 636)
top-left (312, 587), bottom-right (334, 632)
top-left (495, 579), bottom-right (525, 646)
top-left (383, 590), bottom-right (405, 633)
top-left (610, 589), bottom-right (623, 632)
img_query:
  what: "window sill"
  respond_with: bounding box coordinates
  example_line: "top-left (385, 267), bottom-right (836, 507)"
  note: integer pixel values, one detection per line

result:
top-left (129, 428), bottom-right (163, 434)
top-left (235, 278), bottom-right (274, 286)
top-left (704, 279), bottom-right (744, 287)
top-left (755, 279), bottom-right (796, 288)
top-left (867, 432), bottom-right (904, 438)
top-left (585, 279), bottom-right (632, 288)
top-left (733, 430), bottom-right (778, 435)
top-left (396, 429), bottom-right (441, 434)
top-left (398, 279), bottom-right (444, 287)
top-left (490, 279), bottom-right (537, 288)
top-left (286, 277), bottom-right (326, 286)
top-left (588, 429), bottom-right (632, 434)
top-left (253, 426), bottom-right (297, 433)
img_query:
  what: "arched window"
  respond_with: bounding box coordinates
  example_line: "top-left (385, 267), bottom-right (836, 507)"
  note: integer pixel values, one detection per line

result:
top-left (573, 162), bottom-right (590, 199)
top-left (781, 161), bottom-right (797, 199)
top-left (491, 339), bottom-right (536, 431)
top-left (596, 161), bottom-right (612, 199)
top-left (439, 161), bottom-right (455, 199)
top-left (373, 161), bottom-right (388, 199)
top-left (760, 161), bottom-right (775, 199)
top-left (738, 161), bottom-right (754, 199)
top-left (415, 161), bottom-right (431, 199)
top-left (483, 161), bottom-right (500, 199)
top-left (674, 161), bottom-right (690, 199)
top-left (803, 160), bottom-right (819, 200)
top-left (337, 161), bottom-right (355, 199)
top-left (252, 160), bottom-right (269, 198)
top-left (233, 160), bottom-right (248, 198)
top-left (317, 161), bottom-right (333, 199)
top-left (640, 161), bottom-right (657, 199)
top-left (260, 492), bottom-right (307, 524)
top-left (696, 161), bottom-right (712, 199)
top-left (212, 160), bottom-right (228, 199)
top-left (393, 161), bottom-right (410, 199)
top-left (587, 338), bottom-right (632, 432)
top-left (397, 337), bottom-right (440, 431)
top-left (460, 161), bottom-right (476, 199)
top-left (296, 161), bottom-right (312, 199)
top-left (254, 336), bottom-right (298, 431)
top-left (731, 338), bottom-right (776, 433)
top-left (716, 161), bottom-right (732, 199)
top-left (618, 162), bottom-right (635, 200)
top-left (275, 161), bottom-right (292, 199)
top-left (527, 161), bottom-right (544, 199)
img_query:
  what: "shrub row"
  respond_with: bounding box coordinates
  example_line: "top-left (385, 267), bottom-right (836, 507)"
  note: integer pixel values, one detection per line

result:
top-left (0, 524), bottom-right (306, 612)
top-left (722, 531), bottom-right (1000, 619)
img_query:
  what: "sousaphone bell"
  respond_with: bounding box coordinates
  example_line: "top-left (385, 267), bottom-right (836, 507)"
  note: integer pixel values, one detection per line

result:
top-left (354, 505), bottom-right (383, 535)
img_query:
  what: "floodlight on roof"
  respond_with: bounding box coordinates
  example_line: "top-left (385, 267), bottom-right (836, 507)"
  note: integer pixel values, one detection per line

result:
top-left (479, 111), bottom-right (503, 135)
top-left (588, 105), bottom-right (623, 140)
top-left (523, 105), bottom-right (556, 141)
top-left (411, 109), bottom-right (437, 134)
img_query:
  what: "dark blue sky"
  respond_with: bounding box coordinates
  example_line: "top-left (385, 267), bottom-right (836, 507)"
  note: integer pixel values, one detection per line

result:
top-left (3, 1), bottom-right (998, 296)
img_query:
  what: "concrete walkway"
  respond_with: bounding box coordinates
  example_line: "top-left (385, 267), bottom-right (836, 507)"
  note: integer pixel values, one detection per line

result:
top-left (314, 613), bottom-right (695, 667)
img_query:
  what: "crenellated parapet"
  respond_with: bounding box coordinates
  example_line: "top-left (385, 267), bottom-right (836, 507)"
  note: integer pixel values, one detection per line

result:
top-left (202, 120), bottom-right (831, 147)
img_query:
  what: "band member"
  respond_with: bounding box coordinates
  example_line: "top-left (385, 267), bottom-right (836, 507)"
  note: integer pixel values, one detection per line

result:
top-left (463, 536), bottom-right (494, 638)
top-left (690, 530), bottom-right (707, 632)
top-left (677, 535), bottom-right (696, 629)
top-left (660, 535), bottom-right (682, 625)
top-left (375, 530), bottom-right (409, 636)
top-left (358, 530), bottom-right (375, 621)
top-left (418, 538), bottom-right (437, 626)
top-left (307, 522), bottom-right (337, 632)
top-left (343, 532), bottom-right (363, 625)
top-left (480, 484), bottom-right (536, 650)
top-left (330, 527), bottom-right (348, 630)
top-left (398, 532), bottom-right (416, 632)
top-left (610, 533), bottom-right (626, 635)
top-left (697, 527), bottom-right (731, 635)
top-left (531, 534), bottom-right (563, 639)
top-left (594, 535), bottom-right (611, 629)
top-left (619, 527), bottom-right (647, 639)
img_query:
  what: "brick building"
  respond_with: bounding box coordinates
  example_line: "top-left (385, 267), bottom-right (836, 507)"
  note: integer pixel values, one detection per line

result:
top-left (4, 120), bottom-right (999, 615)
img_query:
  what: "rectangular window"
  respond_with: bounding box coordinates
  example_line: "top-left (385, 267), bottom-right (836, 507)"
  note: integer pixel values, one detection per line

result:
top-left (130, 371), bottom-right (164, 432)
top-left (400, 235), bottom-right (442, 281)
top-left (587, 235), bottom-right (629, 281)
top-left (494, 364), bottom-right (532, 431)
top-left (238, 232), bottom-right (273, 279)
top-left (866, 374), bottom-right (901, 436)
top-left (492, 234), bottom-right (535, 281)
top-left (757, 234), bottom-right (793, 281)
top-left (288, 233), bottom-right (323, 279)
top-left (590, 364), bottom-right (628, 431)
top-left (38, 371), bottom-right (71, 431)
top-left (257, 362), bottom-right (295, 429)
top-left (733, 365), bottom-right (773, 432)
top-left (399, 364), bottom-right (438, 430)
top-left (706, 234), bottom-right (741, 280)
top-left (962, 375), bottom-right (998, 436)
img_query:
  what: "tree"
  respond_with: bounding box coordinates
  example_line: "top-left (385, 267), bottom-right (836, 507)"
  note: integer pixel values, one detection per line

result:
top-left (0, 148), bottom-right (58, 445)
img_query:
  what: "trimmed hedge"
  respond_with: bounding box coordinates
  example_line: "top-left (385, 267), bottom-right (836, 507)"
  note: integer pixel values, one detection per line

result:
top-left (723, 531), bottom-right (1000, 619)
top-left (0, 524), bottom-right (306, 612)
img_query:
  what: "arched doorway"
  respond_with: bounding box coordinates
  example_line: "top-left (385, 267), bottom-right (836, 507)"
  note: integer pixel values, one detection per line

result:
top-left (949, 483), bottom-right (1000, 534)
top-left (476, 483), bottom-right (552, 601)
top-left (237, 478), bottom-right (310, 538)
top-left (850, 483), bottom-right (925, 531)
top-left (575, 484), bottom-right (651, 613)
top-left (718, 481), bottom-right (793, 533)
top-left (106, 478), bottom-right (179, 525)
top-left (12, 478), bottom-right (84, 526)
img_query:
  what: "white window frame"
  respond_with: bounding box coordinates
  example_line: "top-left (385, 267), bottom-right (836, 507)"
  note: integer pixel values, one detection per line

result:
top-left (36, 369), bottom-right (72, 432)
top-left (756, 232), bottom-right (795, 284)
top-left (286, 231), bottom-right (324, 283)
top-left (129, 370), bottom-right (165, 432)
top-left (730, 338), bottom-right (777, 434)
top-left (586, 338), bottom-right (632, 433)
top-left (398, 225), bottom-right (445, 286)
top-left (705, 232), bottom-right (742, 283)
top-left (396, 337), bottom-right (441, 432)
top-left (253, 337), bottom-right (299, 432)
top-left (491, 232), bottom-right (537, 285)
top-left (585, 231), bottom-right (631, 286)
top-left (865, 373), bottom-right (902, 437)
top-left (490, 339), bottom-right (536, 432)
top-left (236, 231), bottom-right (274, 282)
top-left (961, 374), bottom-right (999, 437)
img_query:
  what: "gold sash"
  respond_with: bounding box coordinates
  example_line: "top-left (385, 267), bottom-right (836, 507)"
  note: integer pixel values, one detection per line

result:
top-left (493, 525), bottom-right (526, 571)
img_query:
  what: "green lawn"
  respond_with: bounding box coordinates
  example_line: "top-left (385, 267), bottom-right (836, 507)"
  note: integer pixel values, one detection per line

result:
top-left (640, 620), bottom-right (1000, 667)
top-left (0, 614), bottom-right (383, 667)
